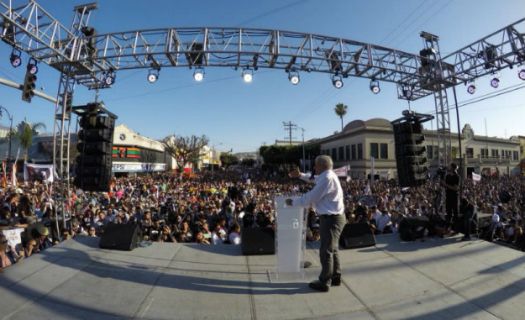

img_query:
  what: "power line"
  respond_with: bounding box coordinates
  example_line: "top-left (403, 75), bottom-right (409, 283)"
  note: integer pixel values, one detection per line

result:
top-left (283, 121), bottom-right (297, 145)
top-left (379, 0), bottom-right (432, 46)
top-left (233, 0), bottom-right (308, 27)
top-left (423, 83), bottom-right (525, 115)
top-left (395, 0), bottom-right (454, 47)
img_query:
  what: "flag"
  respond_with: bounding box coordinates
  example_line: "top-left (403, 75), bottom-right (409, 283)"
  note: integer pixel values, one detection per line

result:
top-left (333, 164), bottom-right (351, 177)
top-left (24, 163), bottom-right (54, 183)
top-left (364, 183), bottom-right (371, 195)
top-left (472, 172), bottom-right (481, 184)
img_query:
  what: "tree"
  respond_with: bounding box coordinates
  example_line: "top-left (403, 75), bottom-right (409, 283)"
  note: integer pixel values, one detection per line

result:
top-left (334, 103), bottom-right (348, 132)
top-left (162, 134), bottom-right (209, 170)
top-left (259, 144), bottom-right (320, 166)
top-left (220, 153), bottom-right (239, 168)
top-left (16, 120), bottom-right (46, 160)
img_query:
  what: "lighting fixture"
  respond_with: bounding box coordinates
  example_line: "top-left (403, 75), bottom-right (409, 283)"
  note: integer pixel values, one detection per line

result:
top-left (369, 80), bottom-right (380, 94)
top-left (288, 71), bottom-right (300, 85)
top-left (147, 69), bottom-right (159, 83)
top-left (490, 77), bottom-right (499, 88)
top-left (466, 83), bottom-right (476, 94)
top-left (26, 58), bottom-right (38, 75)
top-left (103, 70), bottom-right (116, 86)
top-left (402, 87), bottom-right (413, 99)
top-left (331, 74), bottom-right (343, 89)
top-left (242, 68), bottom-right (253, 83)
top-left (518, 69), bottom-right (525, 81)
top-left (9, 50), bottom-right (22, 68)
top-left (193, 68), bottom-right (204, 82)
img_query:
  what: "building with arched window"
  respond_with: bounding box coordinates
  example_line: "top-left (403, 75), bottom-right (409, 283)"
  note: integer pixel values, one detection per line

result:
top-left (317, 118), bottom-right (521, 179)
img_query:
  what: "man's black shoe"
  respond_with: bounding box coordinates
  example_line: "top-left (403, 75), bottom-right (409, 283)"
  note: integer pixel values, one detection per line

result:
top-left (309, 280), bottom-right (329, 292)
top-left (461, 236), bottom-right (471, 241)
top-left (331, 275), bottom-right (341, 286)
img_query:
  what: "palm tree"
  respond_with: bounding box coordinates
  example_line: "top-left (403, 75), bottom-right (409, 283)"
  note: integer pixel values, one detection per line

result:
top-left (16, 121), bottom-right (46, 160)
top-left (334, 103), bottom-right (348, 132)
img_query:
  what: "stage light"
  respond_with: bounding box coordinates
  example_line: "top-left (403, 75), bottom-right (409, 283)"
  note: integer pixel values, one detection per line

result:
top-left (490, 77), bottom-right (499, 88)
top-left (467, 83), bottom-right (476, 94)
top-left (242, 68), bottom-right (253, 83)
top-left (147, 69), bottom-right (159, 83)
top-left (26, 58), bottom-right (38, 75)
top-left (519, 69), bottom-right (525, 80)
top-left (193, 68), bottom-right (204, 82)
top-left (9, 50), bottom-right (22, 68)
top-left (103, 70), bottom-right (116, 86)
top-left (402, 87), bottom-right (413, 99)
top-left (331, 74), bottom-right (343, 89)
top-left (369, 80), bottom-right (380, 94)
top-left (288, 71), bottom-right (300, 85)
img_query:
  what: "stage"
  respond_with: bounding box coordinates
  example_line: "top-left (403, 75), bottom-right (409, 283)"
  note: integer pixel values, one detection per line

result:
top-left (1, 234), bottom-right (524, 320)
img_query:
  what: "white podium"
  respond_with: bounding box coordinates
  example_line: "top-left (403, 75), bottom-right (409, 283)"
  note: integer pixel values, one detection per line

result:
top-left (272, 196), bottom-right (307, 281)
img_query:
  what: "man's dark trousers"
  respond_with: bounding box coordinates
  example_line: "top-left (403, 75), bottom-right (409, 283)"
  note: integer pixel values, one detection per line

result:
top-left (318, 214), bottom-right (346, 285)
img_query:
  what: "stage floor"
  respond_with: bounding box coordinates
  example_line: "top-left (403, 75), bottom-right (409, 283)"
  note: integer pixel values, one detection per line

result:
top-left (1, 234), bottom-right (524, 320)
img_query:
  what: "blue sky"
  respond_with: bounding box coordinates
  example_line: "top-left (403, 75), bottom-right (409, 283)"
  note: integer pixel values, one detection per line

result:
top-left (0, 0), bottom-right (524, 152)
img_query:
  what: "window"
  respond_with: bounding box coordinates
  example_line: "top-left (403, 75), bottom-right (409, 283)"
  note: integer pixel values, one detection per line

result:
top-left (480, 148), bottom-right (488, 158)
top-left (466, 148), bottom-right (474, 159)
top-left (491, 149), bottom-right (499, 158)
top-left (370, 143), bottom-right (379, 159)
top-left (427, 146), bottom-right (433, 159)
top-left (345, 145), bottom-right (350, 161)
top-left (331, 148), bottom-right (337, 160)
top-left (351, 145), bottom-right (356, 160)
top-left (451, 147), bottom-right (458, 159)
top-left (338, 146), bottom-right (344, 161)
top-left (380, 143), bottom-right (388, 159)
top-left (357, 143), bottom-right (363, 160)
top-left (513, 151), bottom-right (519, 161)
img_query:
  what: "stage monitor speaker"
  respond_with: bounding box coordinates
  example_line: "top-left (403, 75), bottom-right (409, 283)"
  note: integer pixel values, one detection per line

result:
top-left (399, 216), bottom-right (429, 241)
top-left (99, 223), bottom-right (142, 251)
top-left (241, 227), bottom-right (275, 255)
top-left (339, 223), bottom-right (376, 249)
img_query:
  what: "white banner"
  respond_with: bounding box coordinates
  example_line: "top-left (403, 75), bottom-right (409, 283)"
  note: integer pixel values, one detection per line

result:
top-left (472, 172), bottom-right (481, 183)
top-left (112, 162), bottom-right (166, 173)
top-left (0, 228), bottom-right (24, 249)
top-left (24, 163), bottom-right (54, 183)
top-left (333, 164), bottom-right (351, 177)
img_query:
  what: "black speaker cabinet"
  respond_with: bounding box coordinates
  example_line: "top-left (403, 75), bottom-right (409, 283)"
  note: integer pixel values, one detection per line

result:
top-left (339, 223), bottom-right (376, 249)
top-left (241, 227), bottom-right (275, 255)
top-left (99, 223), bottom-right (142, 251)
top-left (399, 216), bottom-right (429, 241)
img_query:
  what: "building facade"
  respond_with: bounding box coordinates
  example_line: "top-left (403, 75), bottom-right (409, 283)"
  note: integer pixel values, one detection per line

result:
top-left (318, 118), bottom-right (521, 179)
top-left (112, 124), bottom-right (173, 174)
top-left (24, 124), bottom-right (175, 175)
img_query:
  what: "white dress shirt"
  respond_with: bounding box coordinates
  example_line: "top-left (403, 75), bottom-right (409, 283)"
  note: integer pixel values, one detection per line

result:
top-left (294, 170), bottom-right (344, 215)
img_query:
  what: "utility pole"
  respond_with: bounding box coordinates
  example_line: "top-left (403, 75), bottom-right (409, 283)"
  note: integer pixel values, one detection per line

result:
top-left (283, 121), bottom-right (297, 145)
top-left (300, 127), bottom-right (306, 172)
top-left (0, 106), bottom-right (13, 164)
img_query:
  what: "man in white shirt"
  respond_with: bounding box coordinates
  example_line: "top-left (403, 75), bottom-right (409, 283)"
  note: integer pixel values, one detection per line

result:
top-left (287, 155), bottom-right (345, 292)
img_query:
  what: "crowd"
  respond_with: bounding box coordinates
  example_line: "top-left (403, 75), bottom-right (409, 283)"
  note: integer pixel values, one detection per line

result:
top-left (1, 167), bottom-right (524, 271)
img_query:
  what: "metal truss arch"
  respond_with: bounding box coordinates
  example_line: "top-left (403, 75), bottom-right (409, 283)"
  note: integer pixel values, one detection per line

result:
top-left (1, 0), bottom-right (525, 181)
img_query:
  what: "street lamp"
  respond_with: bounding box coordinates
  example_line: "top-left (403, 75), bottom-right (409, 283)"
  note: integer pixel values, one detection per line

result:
top-left (0, 105), bottom-right (13, 163)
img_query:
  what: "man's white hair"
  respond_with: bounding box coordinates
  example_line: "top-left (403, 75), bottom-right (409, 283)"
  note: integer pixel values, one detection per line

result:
top-left (315, 155), bottom-right (333, 170)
